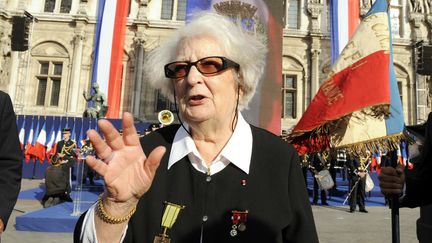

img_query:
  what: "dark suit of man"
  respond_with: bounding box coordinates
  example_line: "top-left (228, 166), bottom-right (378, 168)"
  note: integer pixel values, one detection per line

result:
top-left (42, 130), bottom-right (76, 207)
top-left (402, 112), bottom-right (432, 243)
top-left (310, 153), bottom-right (328, 205)
top-left (0, 91), bottom-right (22, 233)
top-left (402, 112), bottom-right (432, 208)
top-left (347, 156), bottom-right (367, 212)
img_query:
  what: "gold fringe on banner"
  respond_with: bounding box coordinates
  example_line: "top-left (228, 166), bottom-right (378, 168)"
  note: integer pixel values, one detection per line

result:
top-left (332, 132), bottom-right (412, 157)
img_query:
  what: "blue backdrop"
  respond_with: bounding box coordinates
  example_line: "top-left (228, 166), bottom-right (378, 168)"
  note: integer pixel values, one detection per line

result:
top-left (17, 115), bottom-right (151, 179)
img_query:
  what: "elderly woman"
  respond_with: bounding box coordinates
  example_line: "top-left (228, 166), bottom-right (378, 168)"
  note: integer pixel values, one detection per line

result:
top-left (75, 12), bottom-right (318, 243)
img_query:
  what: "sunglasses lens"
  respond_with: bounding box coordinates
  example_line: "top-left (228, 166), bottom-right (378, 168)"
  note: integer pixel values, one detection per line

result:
top-left (197, 57), bottom-right (224, 74)
top-left (166, 62), bottom-right (188, 78)
top-left (165, 57), bottom-right (238, 78)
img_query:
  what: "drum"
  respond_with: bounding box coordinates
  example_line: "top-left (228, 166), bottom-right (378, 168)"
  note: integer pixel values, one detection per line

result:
top-left (365, 173), bottom-right (375, 192)
top-left (314, 169), bottom-right (335, 190)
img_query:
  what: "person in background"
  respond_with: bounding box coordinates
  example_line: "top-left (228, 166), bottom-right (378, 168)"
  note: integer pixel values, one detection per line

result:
top-left (378, 112), bottom-right (432, 243)
top-left (42, 128), bottom-right (76, 207)
top-left (310, 153), bottom-right (329, 206)
top-left (0, 91), bottom-right (22, 237)
top-left (347, 155), bottom-right (368, 213)
top-left (74, 12), bottom-right (318, 243)
top-left (81, 139), bottom-right (95, 185)
top-left (143, 128), bottom-right (152, 136)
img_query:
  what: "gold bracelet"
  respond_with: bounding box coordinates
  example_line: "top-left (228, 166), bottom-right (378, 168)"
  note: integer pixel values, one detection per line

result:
top-left (95, 194), bottom-right (137, 224)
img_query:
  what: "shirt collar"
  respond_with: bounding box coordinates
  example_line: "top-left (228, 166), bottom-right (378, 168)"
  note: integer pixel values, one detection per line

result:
top-left (168, 113), bottom-right (253, 174)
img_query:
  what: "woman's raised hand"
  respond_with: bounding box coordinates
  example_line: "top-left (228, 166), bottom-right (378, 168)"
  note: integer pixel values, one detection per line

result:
top-left (85, 112), bottom-right (166, 206)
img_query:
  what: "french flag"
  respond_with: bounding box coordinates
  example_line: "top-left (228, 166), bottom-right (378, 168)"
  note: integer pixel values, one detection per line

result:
top-left (33, 121), bottom-right (47, 163)
top-left (79, 119), bottom-right (86, 147)
top-left (18, 118), bottom-right (25, 150)
top-left (24, 118), bottom-right (35, 162)
top-left (49, 126), bottom-right (63, 163)
top-left (289, 0), bottom-right (405, 154)
top-left (330, 0), bottom-right (360, 63)
top-left (45, 123), bottom-right (56, 163)
top-left (91, 0), bottom-right (129, 118)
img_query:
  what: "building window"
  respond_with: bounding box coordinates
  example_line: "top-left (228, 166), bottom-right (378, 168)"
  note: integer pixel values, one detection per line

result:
top-left (397, 81), bottom-right (403, 105)
top-left (161, 0), bottom-right (186, 21)
top-left (155, 90), bottom-right (175, 112)
top-left (285, 0), bottom-right (299, 29)
top-left (389, 0), bottom-right (402, 37)
top-left (60, 0), bottom-right (72, 13)
top-left (35, 61), bottom-right (63, 107)
top-left (282, 74), bottom-right (297, 119)
top-left (320, 0), bottom-right (331, 33)
top-left (44, 0), bottom-right (72, 13)
top-left (44, 0), bottom-right (56, 12)
top-left (176, 0), bottom-right (186, 21)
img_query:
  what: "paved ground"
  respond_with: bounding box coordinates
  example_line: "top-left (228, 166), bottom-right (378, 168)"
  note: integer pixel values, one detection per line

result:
top-left (1, 179), bottom-right (421, 243)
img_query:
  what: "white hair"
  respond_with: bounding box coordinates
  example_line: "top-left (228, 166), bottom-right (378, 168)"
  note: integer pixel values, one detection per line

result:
top-left (144, 11), bottom-right (268, 110)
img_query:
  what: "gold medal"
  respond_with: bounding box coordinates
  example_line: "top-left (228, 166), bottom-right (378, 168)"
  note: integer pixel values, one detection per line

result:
top-left (153, 202), bottom-right (185, 243)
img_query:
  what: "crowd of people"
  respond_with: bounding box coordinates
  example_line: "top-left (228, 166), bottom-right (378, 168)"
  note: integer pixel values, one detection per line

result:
top-left (0, 10), bottom-right (430, 243)
top-left (296, 148), bottom-right (370, 213)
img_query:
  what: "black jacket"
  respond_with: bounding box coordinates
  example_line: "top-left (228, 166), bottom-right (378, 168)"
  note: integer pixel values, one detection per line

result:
top-left (0, 91), bottom-right (22, 230)
top-left (75, 124), bottom-right (318, 242)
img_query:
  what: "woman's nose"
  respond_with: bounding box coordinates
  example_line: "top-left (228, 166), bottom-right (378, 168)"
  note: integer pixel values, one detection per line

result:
top-left (186, 65), bottom-right (203, 85)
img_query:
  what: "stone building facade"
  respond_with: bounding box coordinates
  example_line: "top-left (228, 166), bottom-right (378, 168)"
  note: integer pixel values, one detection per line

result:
top-left (0, 0), bottom-right (430, 132)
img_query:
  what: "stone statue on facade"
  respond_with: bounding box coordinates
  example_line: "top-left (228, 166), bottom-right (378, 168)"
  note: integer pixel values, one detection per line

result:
top-left (83, 83), bottom-right (108, 118)
top-left (0, 33), bottom-right (11, 85)
top-left (362, 0), bottom-right (373, 8)
top-left (410, 0), bottom-right (424, 13)
top-left (426, 0), bottom-right (432, 13)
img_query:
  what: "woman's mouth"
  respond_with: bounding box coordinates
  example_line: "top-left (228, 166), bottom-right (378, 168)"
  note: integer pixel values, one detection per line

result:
top-left (188, 95), bottom-right (206, 105)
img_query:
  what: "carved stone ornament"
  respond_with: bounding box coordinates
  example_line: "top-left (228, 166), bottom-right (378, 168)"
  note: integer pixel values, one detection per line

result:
top-left (137, 0), bottom-right (148, 19)
top-left (307, 2), bottom-right (323, 19)
top-left (426, 14), bottom-right (432, 27)
top-left (78, 2), bottom-right (87, 15)
top-left (408, 12), bottom-right (425, 28)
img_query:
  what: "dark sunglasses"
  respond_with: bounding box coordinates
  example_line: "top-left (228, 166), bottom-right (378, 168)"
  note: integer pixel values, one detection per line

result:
top-left (164, 56), bottom-right (240, 79)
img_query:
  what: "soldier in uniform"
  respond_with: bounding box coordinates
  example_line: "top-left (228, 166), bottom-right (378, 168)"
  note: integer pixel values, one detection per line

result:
top-left (42, 128), bottom-right (76, 207)
top-left (81, 139), bottom-right (95, 185)
top-left (310, 153), bottom-right (329, 206)
top-left (347, 155), bottom-right (368, 213)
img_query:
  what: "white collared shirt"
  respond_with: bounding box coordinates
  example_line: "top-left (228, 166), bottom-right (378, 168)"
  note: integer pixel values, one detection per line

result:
top-left (80, 113), bottom-right (253, 243)
top-left (168, 112), bottom-right (252, 175)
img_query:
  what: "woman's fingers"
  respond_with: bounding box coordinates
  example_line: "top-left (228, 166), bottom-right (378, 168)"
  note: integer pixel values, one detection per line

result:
top-left (87, 129), bottom-right (113, 162)
top-left (85, 155), bottom-right (108, 176)
top-left (98, 119), bottom-right (125, 151)
top-left (122, 112), bottom-right (141, 147)
top-left (143, 146), bottom-right (166, 178)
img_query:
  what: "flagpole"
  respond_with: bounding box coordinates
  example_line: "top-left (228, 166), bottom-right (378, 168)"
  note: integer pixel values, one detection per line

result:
top-left (385, 150), bottom-right (400, 243)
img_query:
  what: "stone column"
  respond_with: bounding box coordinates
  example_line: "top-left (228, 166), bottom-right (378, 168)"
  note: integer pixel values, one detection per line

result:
top-left (77, 0), bottom-right (88, 15)
top-left (68, 32), bottom-right (85, 114)
top-left (137, 0), bottom-right (148, 20)
top-left (132, 36), bottom-right (146, 118)
top-left (8, 51), bottom-right (19, 104)
top-left (310, 49), bottom-right (321, 96)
